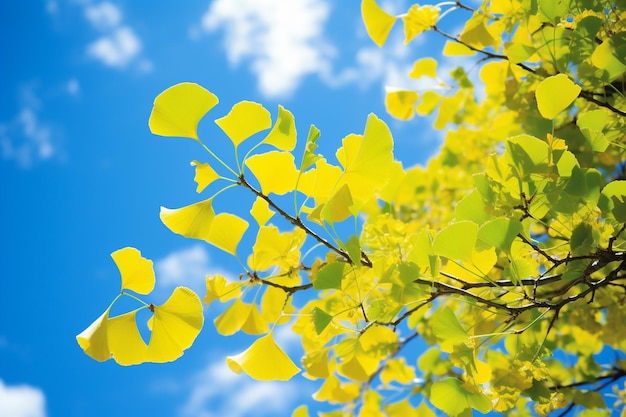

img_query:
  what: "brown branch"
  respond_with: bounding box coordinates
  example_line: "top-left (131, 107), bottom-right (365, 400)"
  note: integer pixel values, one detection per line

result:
top-left (238, 174), bottom-right (372, 267)
top-left (259, 279), bottom-right (313, 295)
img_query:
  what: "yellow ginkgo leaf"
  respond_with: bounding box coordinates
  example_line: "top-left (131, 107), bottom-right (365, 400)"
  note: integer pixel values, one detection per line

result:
top-left (535, 74), bottom-right (581, 120)
top-left (148, 82), bottom-right (218, 140)
top-left (160, 198), bottom-right (248, 255)
top-left (215, 101), bottom-right (271, 147)
top-left (250, 197), bottom-right (274, 226)
top-left (409, 57), bottom-right (437, 78)
top-left (190, 160), bottom-right (220, 193)
top-left (261, 105), bottom-right (297, 151)
top-left (241, 303), bottom-right (270, 335)
top-left (385, 90), bottom-right (418, 120)
top-left (248, 225), bottom-right (306, 271)
top-left (107, 310), bottom-right (148, 366)
top-left (298, 158), bottom-right (343, 204)
top-left (361, 0), bottom-right (397, 47)
top-left (204, 275), bottom-right (241, 306)
top-left (402, 5), bottom-right (439, 44)
top-left (226, 333), bottom-right (301, 381)
top-left (146, 287), bottom-right (204, 363)
top-left (214, 298), bottom-right (252, 336)
top-left (320, 183), bottom-right (354, 224)
top-left (111, 247), bottom-right (155, 295)
top-left (245, 151), bottom-right (300, 196)
top-left (76, 309), bottom-right (111, 362)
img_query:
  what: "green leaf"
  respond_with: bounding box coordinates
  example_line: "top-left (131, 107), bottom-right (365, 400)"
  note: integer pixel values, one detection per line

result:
top-left (570, 223), bottom-right (593, 256)
top-left (361, 0), bottom-right (397, 47)
top-left (478, 218), bottom-right (523, 253)
top-left (300, 124), bottom-right (322, 172)
top-left (433, 221), bottom-right (478, 261)
top-left (430, 378), bottom-right (492, 416)
top-left (262, 105), bottom-right (296, 151)
top-left (432, 306), bottom-right (468, 346)
top-left (455, 190), bottom-right (490, 224)
top-left (215, 101), bottom-right (271, 147)
top-left (591, 33), bottom-right (626, 81)
top-left (312, 307), bottom-right (333, 335)
top-left (535, 74), bottom-right (581, 119)
top-left (148, 82), bottom-right (218, 140)
top-left (314, 262), bottom-right (346, 290)
top-left (599, 180), bottom-right (626, 222)
top-left (538, 0), bottom-right (571, 23)
top-left (344, 235), bottom-right (361, 267)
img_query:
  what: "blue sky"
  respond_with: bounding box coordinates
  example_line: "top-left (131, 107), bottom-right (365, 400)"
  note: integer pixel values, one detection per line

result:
top-left (0, 1), bottom-right (451, 416)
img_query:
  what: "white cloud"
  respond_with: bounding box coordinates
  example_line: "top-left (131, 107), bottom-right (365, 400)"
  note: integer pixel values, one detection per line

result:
top-left (155, 245), bottom-right (234, 294)
top-left (179, 361), bottom-right (302, 417)
top-left (87, 27), bottom-right (142, 68)
top-left (82, 2), bottom-right (150, 71)
top-left (0, 379), bottom-right (47, 417)
top-left (84, 1), bottom-right (121, 30)
top-left (0, 86), bottom-right (58, 168)
top-left (200, 0), bottom-right (333, 98)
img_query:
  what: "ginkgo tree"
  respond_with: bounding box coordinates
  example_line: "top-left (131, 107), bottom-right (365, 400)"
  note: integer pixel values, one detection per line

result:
top-left (78, 0), bottom-right (626, 416)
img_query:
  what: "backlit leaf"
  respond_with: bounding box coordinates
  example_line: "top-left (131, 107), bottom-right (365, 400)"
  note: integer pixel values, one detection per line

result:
top-left (591, 33), bottom-right (626, 81)
top-left (312, 307), bottom-right (334, 335)
top-left (361, 0), bottom-right (397, 47)
top-left (245, 151), bottom-right (299, 195)
top-left (262, 105), bottom-right (297, 151)
top-left (76, 310), bottom-right (111, 362)
top-left (191, 160), bottom-right (219, 193)
top-left (433, 221), bottom-right (478, 261)
top-left (148, 82), bottom-right (218, 140)
top-left (409, 57), bottom-right (437, 78)
top-left (478, 218), bottom-right (523, 253)
top-left (599, 180), bottom-right (626, 222)
top-left (111, 247), bottom-right (155, 295)
top-left (385, 90), bottom-right (418, 120)
top-left (160, 199), bottom-right (248, 255)
top-left (248, 226), bottom-right (306, 272)
top-left (226, 333), bottom-right (300, 381)
top-left (403, 5), bottom-right (439, 44)
top-left (431, 378), bottom-right (492, 416)
top-left (313, 262), bottom-right (346, 290)
top-left (535, 74), bottom-right (581, 119)
top-left (250, 197), bottom-right (274, 226)
top-left (300, 124), bottom-right (322, 172)
top-left (432, 306), bottom-right (468, 348)
top-left (204, 275), bottom-right (241, 305)
top-left (215, 101), bottom-right (271, 147)
top-left (214, 298), bottom-right (252, 336)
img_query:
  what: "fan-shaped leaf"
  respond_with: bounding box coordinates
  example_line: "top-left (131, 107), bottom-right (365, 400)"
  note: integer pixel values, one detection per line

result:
top-left (226, 333), bottom-right (300, 381)
top-left (111, 247), bottom-right (155, 295)
top-left (215, 101), bottom-right (271, 147)
top-left (361, 0), bottom-right (397, 47)
top-left (535, 74), bottom-right (581, 119)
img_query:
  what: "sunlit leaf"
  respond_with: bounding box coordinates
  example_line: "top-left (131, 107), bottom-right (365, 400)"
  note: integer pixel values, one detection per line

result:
top-left (190, 160), bottom-right (220, 193)
top-left (409, 57), bottom-right (437, 78)
top-left (403, 4), bottom-right (439, 44)
top-left (146, 287), bottom-right (204, 363)
top-left (478, 218), bottom-right (523, 253)
top-left (248, 225), bottom-right (306, 272)
top-left (300, 124), bottom-right (322, 172)
top-left (460, 14), bottom-right (495, 47)
top-left (204, 275), bottom-right (241, 306)
top-left (312, 307), bottom-right (334, 335)
top-left (214, 298), bottom-right (252, 336)
top-left (215, 101), bottom-right (271, 147)
top-left (433, 221), bottom-right (478, 261)
top-left (111, 247), bottom-right (155, 295)
top-left (599, 180), bottom-right (626, 222)
top-left (380, 357), bottom-right (416, 385)
top-left (160, 198), bottom-right (248, 255)
top-left (107, 310), bottom-right (148, 366)
top-left (245, 151), bottom-right (299, 195)
top-left (431, 378), bottom-right (492, 416)
top-left (432, 306), bottom-right (468, 349)
top-left (361, 0), bottom-right (397, 47)
top-left (535, 74), bottom-right (581, 119)
top-left (313, 262), bottom-right (346, 290)
top-left (76, 309), bottom-right (111, 362)
top-left (591, 33), bottom-right (626, 81)
top-left (262, 105), bottom-right (296, 151)
top-left (250, 196), bottom-right (274, 226)
top-left (320, 183), bottom-right (354, 224)
top-left (148, 82), bottom-right (218, 140)
top-left (226, 333), bottom-right (300, 381)
top-left (385, 90), bottom-right (418, 120)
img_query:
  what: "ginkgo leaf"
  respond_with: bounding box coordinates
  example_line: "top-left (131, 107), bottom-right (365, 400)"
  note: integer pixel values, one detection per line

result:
top-left (312, 307), bottom-right (333, 335)
top-left (245, 151), bottom-right (299, 195)
top-left (107, 310), bottom-right (149, 366)
top-left (190, 160), bottom-right (219, 193)
top-left (385, 90), bottom-right (418, 120)
top-left (361, 0), bottom-right (397, 47)
top-left (261, 105), bottom-right (296, 151)
top-left (76, 309), bottom-right (111, 362)
top-left (535, 74), bottom-right (581, 119)
top-left (591, 33), bottom-right (626, 81)
top-left (430, 378), bottom-right (492, 416)
top-left (250, 197), bottom-right (274, 226)
top-left (292, 405), bottom-right (310, 417)
top-left (380, 358), bottom-right (416, 385)
top-left (215, 101), bottom-right (271, 147)
top-left (313, 262), bottom-right (346, 290)
top-left (160, 198), bottom-right (248, 255)
top-left (148, 82), bottom-right (218, 140)
top-left (409, 57), bottom-right (437, 78)
top-left (320, 183), bottom-right (354, 224)
top-left (433, 221), bottom-right (478, 261)
top-left (214, 299), bottom-right (253, 336)
top-left (248, 225), bottom-right (306, 271)
top-left (146, 287), bottom-right (204, 363)
top-left (111, 247), bottom-right (155, 295)
top-left (226, 333), bottom-right (300, 381)
top-left (599, 180), bottom-right (626, 222)
top-left (478, 217), bottom-right (523, 253)
top-left (300, 124), bottom-right (322, 172)
top-left (432, 306), bottom-right (468, 348)
top-left (402, 4), bottom-right (439, 44)
top-left (460, 14), bottom-right (495, 47)
top-left (204, 275), bottom-right (241, 306)
top-left (241, 303), bottom-right (270, 335)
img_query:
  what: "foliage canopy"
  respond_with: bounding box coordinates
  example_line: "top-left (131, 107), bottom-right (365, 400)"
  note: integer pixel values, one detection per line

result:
top-left (78, 1), bottom-right (626, 415)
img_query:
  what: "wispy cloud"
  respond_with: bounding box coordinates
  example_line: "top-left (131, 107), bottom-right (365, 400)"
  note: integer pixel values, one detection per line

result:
top-left (155, 244), bottom-right (235, 295)
top-left (178, 360), bottom-right (306, 417)
top-left (0, 379), bottom-right (47, 417)
top-left (199, 0), bottom-right (333, 98)
top-left (0, 84), bottom-right (60, 168)
top-left (83, 1), bottom-right (150, 71)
